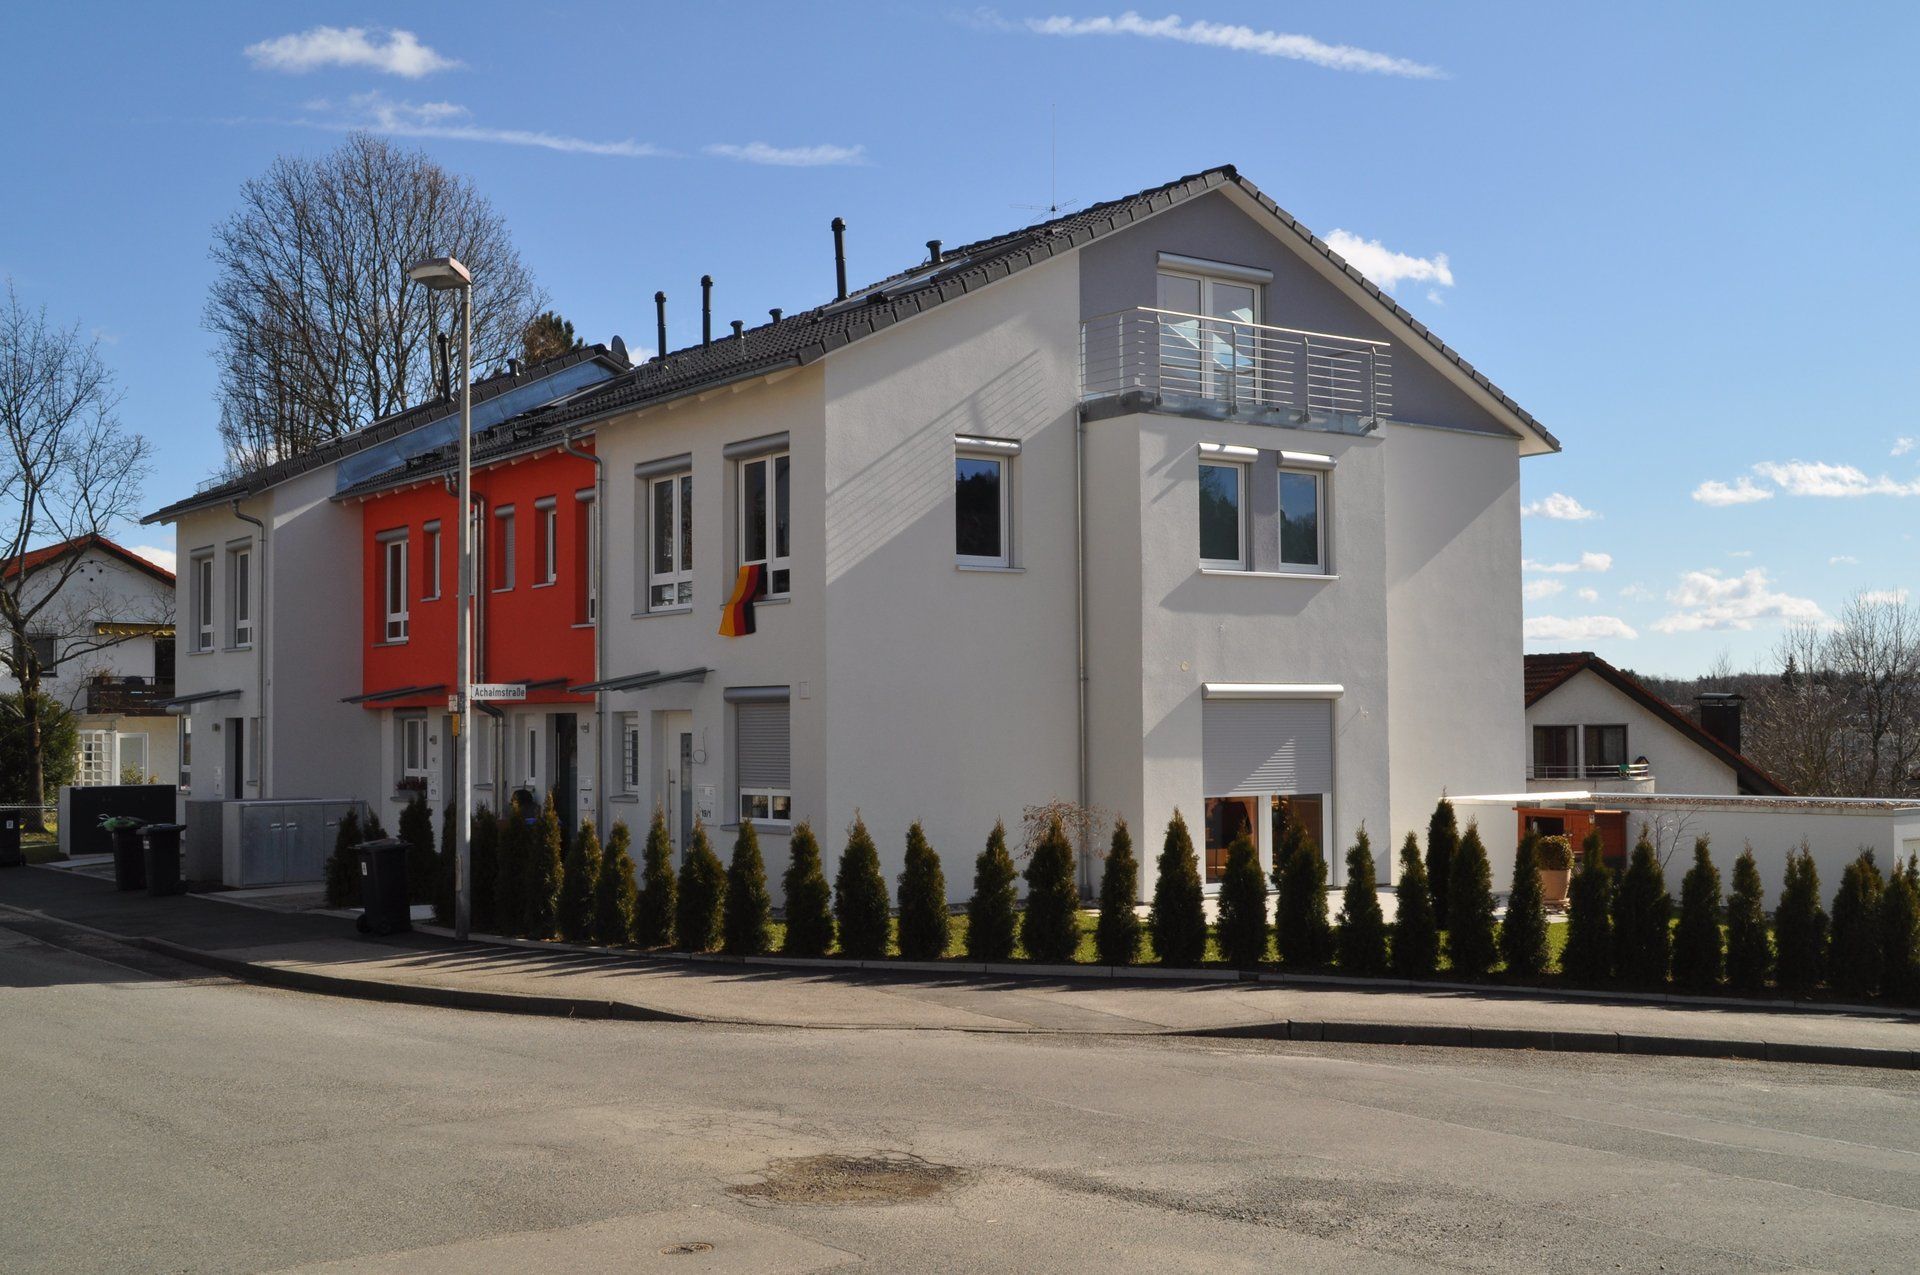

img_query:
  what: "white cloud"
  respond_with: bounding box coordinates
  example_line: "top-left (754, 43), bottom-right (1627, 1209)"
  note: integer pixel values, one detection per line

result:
top-left (1619, 583), bottom-right (1654, 601)
top-left (1651, 568), bottom-right (1829, 634)
top-left (1324, 229), bottom-right (1453, 294)
top-left (1525, 615), bottom-right (1639, 642)
top-left (128, 545), bottom-right (175, 573)
top-left (1521, 492), bottom-right (1599, 521)
top-left (1425, 289), bottom-right (1445, 307)
top-left (1861, 588), bottom-right (1910, 606)
top-left (1692, 477), bottom-right (1773, 507)
top-left (1751, 459), bottom-right (1920, 498)
top-left (1523, 579), bottom-right (1564, 601)
top-left (1830, 554), bottom-right (1859, 565)
top-left (1523, 552), bottom-right (1612, 574)
top-left (1894, 436), bottom-right (1915, 457)
top-left (246, 26), bottom-right (458, 77)
top-left (301, 93), bottom-right (668, 158)
top-left (703, 142), bottom-right (869, 167)
top-left (1727, 549), bottom-right (1753, 559)
top-left (1018, 11), bottom-right (1444, 77)
top-left (1578, 587), bottom-right (1600, 603)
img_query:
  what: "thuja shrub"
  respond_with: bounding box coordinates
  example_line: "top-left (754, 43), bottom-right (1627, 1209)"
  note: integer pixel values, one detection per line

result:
top-left (400, 792), bottom-right (437, 905)
top-left (1389, 832), bottom-right (1438, 979)
top-left (634, 806), bottom-right (677, 948)
top-left (469, 807), bottom-right (499, 933)
top-left (1724, 845), bottom-right (1771, 994)
top-left (1829, 851), bottom-right (1885, 999)
top-left (557, 819), bottom-right (603, 943)
top-left (1561, 831), bottom-right (1614, 985)
top-left (781, 821), bottom-right (835, 957)
top-left (1274, 817), bottom-right (1333, 968)
top-left (324, 807), bottom-right (362, 909)
top-left (1148, 810), bottom-right (1207, 967)
top-left (523, 794), bottom-right (566, 940)
top-left (1336, 827), bottom-right (1388, 977)
top-left (433, 802), bottom-right (456, 926)
top-left (722, 820), bottom-right (773, 956)
top-left (674, 821), bottom-right (725, 952)
top-left (1445, 822), bottom-right (1498, 979)
top-left (895, 822), bottom-right (950, 961)
top-left (1670, 838), bottom-right (1724, 992)
top-left (834, 814), bottom-right (891, 959)
top-left (965, 821), bottom-right (1019, 963)
top-left (1094, 819), bottom-right (1143, 967)
top-left (1021, 816), bottom-right (1081, 963)
top-left (1612, 833), bottom-right (1672, 988)
top-left (1499, 831), bottom-right (1550, 980)
top-left (1426, 797), bottom-right (1460, 930)
top-left (593, 821), bottom-right (638, 946)
top-left (1879, 860), bottom-right (1920, 1003)
top-left (493, 798), bottom-right (532, 936)
top-left (1215, 834), bottom-right (1269, 968)
top-left (1773, 844), bottom-right (1828, 994)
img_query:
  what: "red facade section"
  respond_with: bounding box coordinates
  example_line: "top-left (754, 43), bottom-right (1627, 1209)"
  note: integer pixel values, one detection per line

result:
top-left (359, 445), bottom-right (597, 710)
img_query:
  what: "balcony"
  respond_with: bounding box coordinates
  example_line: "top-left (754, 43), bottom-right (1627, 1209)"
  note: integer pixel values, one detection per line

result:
top-left (1527, 761), bottom-right (1655, 795)
top-left (84, 675), bottom-right (175, 716)
top-left (1080, 308), bottom-right (1392, 431)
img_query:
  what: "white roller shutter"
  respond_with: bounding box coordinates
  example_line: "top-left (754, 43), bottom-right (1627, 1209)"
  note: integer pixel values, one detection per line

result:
top-left (1202, 698), bottom-right (1333, 795)
top-left (736, 700), bottom-right (790, 789)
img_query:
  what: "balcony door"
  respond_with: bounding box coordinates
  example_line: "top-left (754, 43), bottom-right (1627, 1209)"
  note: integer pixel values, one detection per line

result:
top-left (1157, 270), bottom-right (1260, 404)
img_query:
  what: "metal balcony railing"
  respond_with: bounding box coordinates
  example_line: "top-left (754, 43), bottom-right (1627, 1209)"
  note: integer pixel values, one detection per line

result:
top-left (84, 676), bottom-right (174, 715)
top-left (1528, 762), bottom-right (1652, 783)
top-left (1081, 308), bottom-right (1392, 428)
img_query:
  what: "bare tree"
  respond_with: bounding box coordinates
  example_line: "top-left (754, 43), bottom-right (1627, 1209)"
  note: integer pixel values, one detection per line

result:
top-left (0, 283), bottom-right (155, 825)
top-left (205, 132), bottom-right (545, 475)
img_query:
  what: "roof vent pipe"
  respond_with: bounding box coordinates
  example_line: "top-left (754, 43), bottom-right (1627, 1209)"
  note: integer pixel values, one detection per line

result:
top-left (731, 320), bottom-right (745, 343)
top-left (769, 308), bottom-right (782, 323)
top-left (831, 217), bottom-right (848, 300)
top-left (654, 291), bottom-right (668, 361)
top-left (507, 357), bottom-right (520, 378)
top-left (700, 275), bottom-right (713, 346)
top-left (926, 239), bottom-right (942, 265)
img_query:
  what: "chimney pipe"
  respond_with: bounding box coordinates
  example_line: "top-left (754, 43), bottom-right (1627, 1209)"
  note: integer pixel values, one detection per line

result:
top-left (769, 307), bottom-right (782, 323)
top-left (700, 275), bottom-right (713, 346)
top-left (1694, 693), bottom-right (1745, 755)
top-left (507, 357), bottom-right (520, 379)
top-left (831, 217), bottom-right (848, 300)
top-left (732, 320), bottom-right (745, 343)
top-left (436, 332), bottom-right (452, 401)
top-left (927, 239), bottom-right (942, 265)
top-left (654, 291), bottom-right (668, 361)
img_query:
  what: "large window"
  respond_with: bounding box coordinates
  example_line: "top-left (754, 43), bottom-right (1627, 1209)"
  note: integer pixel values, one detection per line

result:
top-left (1532, 725), bottom-right (1577, 780)
top-left (228, 544), bottom-right (252, 647)
top-left (1278, 468), bottom-right (1324, 571)
top-left (955, 439), bottom-right (1014, 568)
top-left (1202, 795), bottom-right (1257, 884)
top-left (117, 732), bottom-right (149, 784)
top-left (381, 533), bottom-right (409, 642)
top-left (739, 452), bottom-right (791, 597)
top-left (1584, 725), bottom-right (1629, 776)
top-left (649, 470), bottom-right (693, 609)
top-left (1198, 459), bottom-right (1246, 568)
top-left (536, 497), bottom-right (558, 586)
top-left (1157, 269), bottom-right (1260, 402)
top-left (492, 506), bottom-right (516, 591)
top-left (193, 553), bottom-right (215, 651)
top-left (734, 694), bottom-right (791, 823)
top-left (399, 715), bottom-right (428, 791)
top-left (24, 633), bottom-right (57, 669)
top-left (422, 521), bottom-right (442, 601)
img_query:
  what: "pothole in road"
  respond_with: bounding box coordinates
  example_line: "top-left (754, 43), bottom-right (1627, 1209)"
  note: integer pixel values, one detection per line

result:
top-left (729, 1152), bottom-right (964, 1206)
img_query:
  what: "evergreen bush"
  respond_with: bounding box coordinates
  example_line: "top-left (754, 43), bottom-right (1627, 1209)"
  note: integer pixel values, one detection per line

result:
top-left (1389, 832), bottom-right (1438, 978)
top-left (592, 821), bottom-right (638, 945)
top-left (1426, 797), bottom-right (1459, 929)
top-left (1670, 838), bottom-right (1723, 992)
top-left (1612, 832), bottom-right (1672, 987)
top-left (1215, 834), bottom-right (1269, 967)
top-left (324, 808), bottom-right (362, 909)
top-left (1148, 811), bottom-right (1207, 966)
top-left (965, 821), bottom-right (1019, 962)
top-left (1561, 830), bottom-right (1614, 985)
top-left (1336, 828), bottom-right (1388, 976)
top-left (1773, 843), bottom-right (1828, 994)
top-left (673, 821), bottom-right (725, 952)
top-left (493, 797), bottom-right (532, 936)
top-left (833, 814), bottom-right (891, 959)
top-left (1021, 816), bottom-right (1081, 963)
top-left (722, 820), bottom-right (773, 956)
top-left (1445, 821), bottom-right (1498, 979)
top-left (1094, 819), bottom-right (1143, 966)
top-left (895, 822), bottom-right (950, 961)
top-left (557, 819), bottom-right (602, 943)
top-left (634, 806), bottom-right (677, 947)
top-left (1274, 815), bottom-right (1334, 968)
top-left (1499, 831), bottom-right (1550, 980)
top-left (1878, 859), bottom-right (1920, 1003)
top-left (400, 792), bottom-right (437, 905)
top-left (1829, 851), bottom-right (1885, 999)
top-left (523, 793), bottom-right (565, 940)
top-left (780, 821), bottom-right (835, 957)
top-left (432, 803), bottom-right (456, 928)
top-left (469, 808), bottom-right (499, 933)
top-left (1724, 845), bottom-right (1771, 994)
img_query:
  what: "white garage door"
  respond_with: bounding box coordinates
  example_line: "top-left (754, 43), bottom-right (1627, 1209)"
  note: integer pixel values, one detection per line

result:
top-left (1202, 698), bottom-right (1333, 795)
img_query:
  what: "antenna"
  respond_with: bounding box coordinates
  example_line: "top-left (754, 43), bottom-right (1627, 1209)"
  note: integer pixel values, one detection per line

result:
top-left (1012, 102), bottom-right (1079, 216)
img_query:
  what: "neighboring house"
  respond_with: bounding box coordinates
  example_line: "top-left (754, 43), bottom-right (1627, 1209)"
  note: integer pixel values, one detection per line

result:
top-left (1, 534), bottom-right (178, 789)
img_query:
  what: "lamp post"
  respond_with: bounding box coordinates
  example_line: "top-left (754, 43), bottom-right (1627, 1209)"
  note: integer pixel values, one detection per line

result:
top-left (406, 256), bottom-right (474, 940)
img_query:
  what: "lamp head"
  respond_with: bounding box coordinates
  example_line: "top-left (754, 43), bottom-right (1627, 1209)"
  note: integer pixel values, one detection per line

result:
top-left (406, 256), bottom-right (472, 291)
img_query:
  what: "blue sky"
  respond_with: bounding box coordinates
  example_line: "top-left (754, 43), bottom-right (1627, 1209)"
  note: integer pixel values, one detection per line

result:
top-left (3, 3), bottom-right (1915, 676)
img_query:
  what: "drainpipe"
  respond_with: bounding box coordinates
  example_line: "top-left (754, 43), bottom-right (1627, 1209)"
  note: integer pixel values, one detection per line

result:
top-left (1074, 415), bottom-right (1090, 899)
top-left (230, 499), bottom-right (267, 796)
top-left (562, 427), bottom-right (606, 835)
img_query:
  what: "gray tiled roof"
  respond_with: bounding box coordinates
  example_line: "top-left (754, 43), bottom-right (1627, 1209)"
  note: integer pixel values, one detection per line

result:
top-left (338, 164), bottom-right (1557, 499)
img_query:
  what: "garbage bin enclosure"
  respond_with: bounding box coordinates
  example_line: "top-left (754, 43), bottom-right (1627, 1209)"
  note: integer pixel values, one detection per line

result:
top-left (110, 825), bottom-right (147, 891)
top-left (356, 838), bottom-right (412, 936)
top-left (142, 824), bottom-right (186, 897)
top-left (0, 814), bottom-right (21, 868)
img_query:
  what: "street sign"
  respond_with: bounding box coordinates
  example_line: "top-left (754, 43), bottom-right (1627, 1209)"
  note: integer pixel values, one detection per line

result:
top-left (470, 683), bottom-right (527, 701)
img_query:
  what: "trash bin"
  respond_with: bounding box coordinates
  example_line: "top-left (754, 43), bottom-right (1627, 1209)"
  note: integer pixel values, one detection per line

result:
top-left (109, 823), bottom-right (148, 891)
top-left (0, 814), bottom-right (22, 868)
top-left (355, 837), bottom-right (412, 936)
top-left (141, 823), bottom-right (186, 897)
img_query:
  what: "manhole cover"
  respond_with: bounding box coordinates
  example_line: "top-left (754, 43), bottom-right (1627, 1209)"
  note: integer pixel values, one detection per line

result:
top-left (729, 1152), bottom-right (963, 1206)
top-left (659, 1241), bottom-right (714, 1255)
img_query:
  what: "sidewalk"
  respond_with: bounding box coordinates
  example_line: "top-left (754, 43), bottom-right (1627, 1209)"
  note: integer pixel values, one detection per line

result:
top-left (4, 865), bottom-right (1916, 1065)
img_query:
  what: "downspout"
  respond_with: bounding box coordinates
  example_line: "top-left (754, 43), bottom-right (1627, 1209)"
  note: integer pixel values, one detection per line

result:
top-left (562, 427), bottom-right (606, 835)
top-left (230, 499), bottom-right (267, 797)
top-left (1075, 412), bottom-right (1090, 899)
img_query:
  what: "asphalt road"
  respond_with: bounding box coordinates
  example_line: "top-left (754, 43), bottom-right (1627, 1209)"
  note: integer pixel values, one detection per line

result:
top-left (3, 920), bottom-right (1917, 1273)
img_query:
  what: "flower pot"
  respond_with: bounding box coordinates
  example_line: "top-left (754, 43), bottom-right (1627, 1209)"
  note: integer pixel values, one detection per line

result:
top-left (1539, 867), bottom-right (1571, 908)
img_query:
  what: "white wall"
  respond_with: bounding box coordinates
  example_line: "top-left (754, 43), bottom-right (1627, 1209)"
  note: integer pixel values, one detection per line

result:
top-left (1525, 669), bottom-right (1738, 796)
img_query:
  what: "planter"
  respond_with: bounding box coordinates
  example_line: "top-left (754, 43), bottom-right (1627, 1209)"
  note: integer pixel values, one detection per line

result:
top-left (1539, 867), bottom-right (1571, 907)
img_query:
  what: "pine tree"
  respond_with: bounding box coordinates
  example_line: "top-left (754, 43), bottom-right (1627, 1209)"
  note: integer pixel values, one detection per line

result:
top-left (400, 791), bottom-right (437, 904)
top-left (1500, 830), bottom-right (1550, 980)
top-left (1390, 832), bottom-right (1439, 978)
top-left (1878, 861), bottom-right (1920, 1003)
top-left (592, 821), bottom-right (638, 945)
top-left (673, 821), bottom-right (724, 952)
top-left (1445, 821), bottom-right (1498, 979)
top-left (633, 805), bottom-right (677, 947)
top-left (1021, 815), bottom-right (1081, 963)
top-left (1426, 797), bottom-right (1459, 930)
top-left (493, 798), bottom-right (531, 936)
top-left (1275, 816), bottom-right (1333, 968)
top-left (469, 807), bottom-right (499, 933)
top-left (1670, 838), bottom-right (1723, 992)
top-left (433, 802), bottom-right (456, 926)
top-left (1612, 832), bottom-right (1671, 988)
top-left (1773, 843), bottom-right (1828, 994)
top-left (557, 819), bottom-right (602, 942)
top-left (780, 821), bottom-right (834, 957)
top-left (1094, 819), bottom-right (1143, 966)
top-left (721, 820), bottom-right (772, 956)
top-left (1148, 810), bottom-right (1207, 966)
top-left (1215, 834), bottom-right (1269, 967)
top-left (1829, 851), bottom-right (1885, 999)
top-left (523, 792), bottom-right (565, 939)
top-left (1336, 827), bottom-right (1388, 976)
top-left (1561, 831), bottom-right (1614, 985)
top-left (965, 821), bottom-right (1019, 963)
top-left (324, 807), bottom-right (362, 908)
top-left (895, 822), bottom-right (950, 961)
top-left (833, 814), bottom-right (891, 959)
top-left (1724, 845), bottom-right (1771, 994)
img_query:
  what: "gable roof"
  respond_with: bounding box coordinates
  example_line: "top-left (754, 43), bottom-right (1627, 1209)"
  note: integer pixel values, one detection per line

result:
top-left (142, 343), bottom-right (627, 524)
top-left (3, 533), bottom-right (175, 587)
top-left (1524, 651), bottom-right (1789, 796)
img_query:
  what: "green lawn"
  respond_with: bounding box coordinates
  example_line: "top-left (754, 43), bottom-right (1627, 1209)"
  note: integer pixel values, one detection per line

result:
top-left (21, 826), bottom-right (63, 865)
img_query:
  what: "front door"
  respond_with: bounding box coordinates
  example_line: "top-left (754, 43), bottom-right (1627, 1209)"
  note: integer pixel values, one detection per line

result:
top-left (552, 713), bottom-right (577, 845)
top-left (661, 710), bottom-right (694, 858)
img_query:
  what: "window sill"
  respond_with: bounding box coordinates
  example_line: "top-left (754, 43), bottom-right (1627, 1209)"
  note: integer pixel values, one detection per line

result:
top-left (633, 606), bottom-right (693, 620)
top-left (571, 621), bottom-right (596, 630)
top-left (491, 587), bottom-right (514, 595)
top-left (224, 643), bottom-right (254, 653)
top-left (531, 580), bottom-right (557, 590)
top-left (720, 822), bottom-right (792, 833)
top-left (955, 563), bottom-right (1023, 573)
top-left (1199, 568), bottom-right (1339, 581)
top-left (609, 793), bottom-right (640, 803)
top-left (373, 639), bottom-right (410, 648)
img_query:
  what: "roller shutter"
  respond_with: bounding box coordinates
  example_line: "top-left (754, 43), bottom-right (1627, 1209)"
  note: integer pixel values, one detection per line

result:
top-left (1201, 698), bottom-right (1333, 795)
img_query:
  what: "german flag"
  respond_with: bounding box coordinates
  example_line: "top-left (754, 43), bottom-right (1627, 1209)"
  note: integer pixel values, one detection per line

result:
top-left (719, 563), bottom-right (766, 637)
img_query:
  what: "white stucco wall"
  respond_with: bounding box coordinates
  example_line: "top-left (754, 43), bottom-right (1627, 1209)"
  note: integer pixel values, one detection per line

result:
top-left (1526, 669), bottom-right (1738, 796)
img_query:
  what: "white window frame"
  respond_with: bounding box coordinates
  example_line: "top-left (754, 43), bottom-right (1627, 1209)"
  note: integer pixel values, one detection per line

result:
top-left (577, 489), bottom-right (598, 623)
top-left (422, 521), bottom-right (442, 601)
top-left (535, 497), bottom-right (558, 586)
top-left (116, 731), bottom-right (149, 784)
top-left (738, 451), bottom-right (791, 599)
top-left (1197, 457), bottom-right (1249, 571)
top-left (493, 505), bottom-right (516, 591)
top-left (648, 469), bottom-right (694, 611)
top-left (192, 552), bottom-right (215, 651)
top-left (955, 437), bottom-right (1017, 569)
top-left (228, 543), bottom-right (252, 648)
top-left (737, 788), bottom-right (793, 824)
top-left (1276, 465), bottom-right (1328, 574)
top-left (178, 716), bottom-right (192, 793)
top-left (380, 531), bottom-right (409, 642)
top-left (399, 714), bottom-right (429, 786)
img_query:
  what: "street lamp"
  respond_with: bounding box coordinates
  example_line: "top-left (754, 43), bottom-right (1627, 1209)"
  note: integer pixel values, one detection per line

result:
top-left (407, 255), bottom-right (474, 941)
